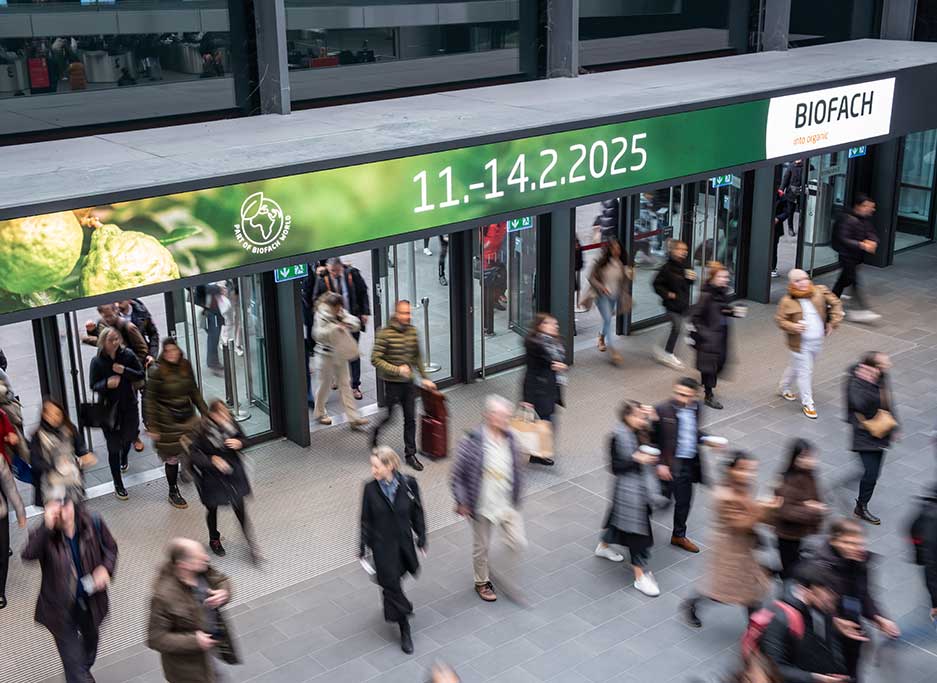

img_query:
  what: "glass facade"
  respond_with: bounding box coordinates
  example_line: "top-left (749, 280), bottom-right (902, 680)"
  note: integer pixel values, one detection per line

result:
top-left (789, 0), bottom-right (882, 47)
top-left (896, 129), bottom-right (937, 251)
top-left (285, 0), bottom-right (523, 104)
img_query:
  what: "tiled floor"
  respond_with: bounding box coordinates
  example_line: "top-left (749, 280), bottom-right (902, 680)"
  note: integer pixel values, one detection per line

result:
top-left (4, 243), bottom-right (937, 683)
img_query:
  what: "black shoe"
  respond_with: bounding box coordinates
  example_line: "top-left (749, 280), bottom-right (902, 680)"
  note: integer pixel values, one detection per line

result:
top-left (704, 396), bottom-right (723, 410)
top-left (0, 594), bottom-right (6, 609)
top-left (682, 601), bottom-right (702, 628)
top-left (529, 455), bottom-right (555, 466)
top-left (399, 621), bottom-right (413, 654)
top-left (168, 487), bottom-right (188, 509)
top-left (439, 275), bottom-right (448, 286)
top-left (210, 539), bottom-right (226, 556)
top-left (406, 455), bottom-right (424, 472)
top-left (114, 485), bottom-right (129, 501)
top-left (120, 460), bottom-right (129, 473)
top-left (854, 501), bottom-right (881, 525)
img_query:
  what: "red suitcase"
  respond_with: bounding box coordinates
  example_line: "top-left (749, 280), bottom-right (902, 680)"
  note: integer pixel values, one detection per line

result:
top-left (420, 388), bottom-right (448, 458)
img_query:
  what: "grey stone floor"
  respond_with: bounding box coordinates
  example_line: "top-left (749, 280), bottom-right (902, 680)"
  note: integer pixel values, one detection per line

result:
top-left (6, 243), bottom-right (937, 683)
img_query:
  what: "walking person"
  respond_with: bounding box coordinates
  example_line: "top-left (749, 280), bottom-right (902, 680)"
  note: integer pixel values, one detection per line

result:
top-left (654, 377), bottom-right (719, 554)
top-left (370, 300), bottom-right (436, 472)
top-left (910, 484), bottom-right (937, 628)
top-left (22, 495), bottom-right (118, 683)
top-left (0, 451), bottom-right (27, 609)
top-left (144, 338), bottom-right (209, 510)
top-left (846, 352), bottom-right (898, 525)
top-left (29, 398), bottom-right (95, 507)
top-left (311, 258), bottom-right (371, 400)
top-left (116, 299), bottom-right (160, 361)
top-left (585, 238), bottom-right (631, 365)
top-left (773, 439), bottom-right (827, 579)
top-left (778, 158), bottom-right (805, 237)
top-left (312, 293), bottom-right (368, 429)
top-left (90, 327), bottom-right (144, 500)
top-left (831, 194), bottom-right (880, 322)
top-left (775, 269), bottom-right (843, 419)
top-left (652, 240), bottom-right (695, 369)
top-left (188, 401), bottom-right (258, 562)
top-left (521, 313), bottom-right (566, 466)
top-left (691, 261), bottom-right (739, 410)
top-left (681, 451), bottom-right (779, 628)
top-left (595, 401), bottom-right (664, 597)
top-left (451, 395), bottom-right (526, 604)
top-left (814, 519), bottom-right (900, 681)
top-left (359, 447), bottom-right (427, 654)
top-left (147, 538), bottom-right (239, 682)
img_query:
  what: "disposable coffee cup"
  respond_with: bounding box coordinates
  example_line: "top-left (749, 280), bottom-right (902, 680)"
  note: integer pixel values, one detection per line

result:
top-left (639, 445), bottom-right (661, 456)
top-left (733, 304), bottom-right (748, 318)
top-left (685, 269), bottom-right (696, 280)
top-left (702, 435), bottom-right (728, 447)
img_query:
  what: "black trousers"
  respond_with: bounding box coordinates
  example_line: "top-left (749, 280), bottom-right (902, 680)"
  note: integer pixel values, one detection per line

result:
top-left (842, 633), bottom-right (863, 681)
top-left (52, 603), bottom-right (99, 683)
top-left (661, 457), bottom-right (696, 538)
top-left (832, 259), bottom-right (868, 309)
top-left (349, 331), bottom-right (362, 389)
top-left (857, 450), bottom-right (885, 506)
top-left (777, 537), bottom-right (803, 579)
top-left (0, 514), bottom-right (9, 596)
top-left (381, 575), bottom-right (413, 623)
top-left (371, 382), bottom-right (417, 457)
top-left (206, 499), bottom-right (250, 542)
top-left (438, 236), bottom-right (449, 277)
top-left (664, 311), bottom-right (683, 354)
top-left (205, 311), bottom-right (224, 368)
top-left (103, 428), bottom-right (131, 489)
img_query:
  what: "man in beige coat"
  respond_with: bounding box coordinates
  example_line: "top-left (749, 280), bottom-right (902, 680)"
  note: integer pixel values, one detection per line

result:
top-left (775, 269), bottom-right (843, 419)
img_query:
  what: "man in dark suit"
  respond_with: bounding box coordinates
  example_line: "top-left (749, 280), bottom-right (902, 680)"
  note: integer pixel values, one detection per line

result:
top-left (310, 258), bottom-right (371, 400)
top-left (653, 377), bottom-right (715, 554)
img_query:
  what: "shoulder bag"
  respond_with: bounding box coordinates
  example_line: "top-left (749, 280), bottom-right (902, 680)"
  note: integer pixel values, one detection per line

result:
top-left (856, 385), bottom-right (897, 439)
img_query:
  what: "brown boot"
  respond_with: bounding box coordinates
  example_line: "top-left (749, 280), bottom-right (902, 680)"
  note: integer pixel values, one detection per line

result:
top-left (475, 582), bottom-right (497, 602)
top-left (671, 535), bottom-right (700, 553)
top-left (597, 335), bottom-right (606, 352)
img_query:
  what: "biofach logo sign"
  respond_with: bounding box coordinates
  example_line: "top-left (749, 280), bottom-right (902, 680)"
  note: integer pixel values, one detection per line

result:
top-left (765, 78), bottom-right (895, 158)
top-left (235, 191), bottom-right (292, 254)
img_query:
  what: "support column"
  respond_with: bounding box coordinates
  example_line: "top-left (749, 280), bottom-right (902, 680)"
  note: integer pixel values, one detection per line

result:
top-left (746, 166), bottom-right (777, 303)
top-left (227, 0), bottom-right (261, 116)
top-left (273, 277), bottom-right (310, 447)
top-left (546, 0), bottom-right (579, 78)
top-left (868, 140), bottom-right (903, 267)
top-left (253, 0), bottom-right (291, 114)
top-left (32, 317), bottom-right (67, 405)
top-left (762, 0), bottom-right (792, 51)
top-left (881, 0), bottom-right (917, 40)
top-left (519, 0), bottom-right (547, 79)
top-left (546, 209), bottom-right (575, 364)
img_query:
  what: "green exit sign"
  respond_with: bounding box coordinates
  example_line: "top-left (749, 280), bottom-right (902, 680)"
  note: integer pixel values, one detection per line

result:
top-left (710, 174), bottom-right (733, 188)
top-left (274, 263), bottom-right (309, 283)
top-left (848, 145), bottom-right (867, 158)
top-left (507, 216), bottom-right (534, 232)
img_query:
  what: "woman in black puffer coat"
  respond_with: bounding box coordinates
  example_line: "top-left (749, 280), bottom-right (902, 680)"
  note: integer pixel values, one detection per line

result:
top-left (691, 262), bottom-right (739, 410)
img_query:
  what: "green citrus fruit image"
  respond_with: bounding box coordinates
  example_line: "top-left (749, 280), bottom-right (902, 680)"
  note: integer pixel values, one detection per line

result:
top-left (81, 223), bottom-right (180, 296)
top-left (0, 211), bottom-right (83, 294)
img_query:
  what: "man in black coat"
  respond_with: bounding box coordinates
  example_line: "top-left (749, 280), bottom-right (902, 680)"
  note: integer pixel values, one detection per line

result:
top-left (832, 194), bottom-right (880, 322)
top-left (652, 240), bottom-right (695, 369)
top-left (915, 485), bottom-right (937, 624)
top-left (117, 299), bottom-right (160, 360)
top-left (777, 158), bottom-right (805, 237)
top-left (653, 377), bottom-right (718, 554)
top-left (814, 519), bottom-right (900, 682)
top-left (310, 258), bottom-right (371, 400)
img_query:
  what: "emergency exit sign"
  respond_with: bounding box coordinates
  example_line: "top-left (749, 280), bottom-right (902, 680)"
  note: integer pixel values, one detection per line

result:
top-left (848, 145), bottom-right (868, 158)
top-left (710, 175), bottom-right (733, 188)
top-left (274, 263), bottom-right (308, 283)
top-left (507, 216), bottom-right (534, 232)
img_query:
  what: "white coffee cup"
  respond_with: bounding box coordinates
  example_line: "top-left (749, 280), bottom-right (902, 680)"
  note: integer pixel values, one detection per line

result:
top-left (733, 304), bottom-right (748, 318)
top-left (702, 435), bottom-right (728, 447)
top-left (639, 445), bottom-right (661, 456)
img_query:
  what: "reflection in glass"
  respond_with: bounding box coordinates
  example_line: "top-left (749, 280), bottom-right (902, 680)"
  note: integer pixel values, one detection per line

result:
top-left (632, 186), bottom-right (682, 323)
top-left (896, 129), bottom-right (937, 251)
top-left (800, 153), bottom-right (847, 273)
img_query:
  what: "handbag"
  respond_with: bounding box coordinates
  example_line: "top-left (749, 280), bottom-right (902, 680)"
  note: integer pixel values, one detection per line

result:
top-left (856, 386), bottom-right (897, 439)
top-left (79, 395), bottom-right (117, 430)
top-left (509, 404), bottom-right (554, 460)
top-left (11, 452), bottom-right (33, 485)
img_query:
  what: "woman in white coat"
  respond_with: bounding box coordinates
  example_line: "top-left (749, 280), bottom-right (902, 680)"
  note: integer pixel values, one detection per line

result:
top-left (313, 293), bottom-right (368, 428)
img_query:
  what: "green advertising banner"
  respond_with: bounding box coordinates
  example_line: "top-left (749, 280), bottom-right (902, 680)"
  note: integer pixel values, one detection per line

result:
top-left (0, 77), bottom-right (895, 318)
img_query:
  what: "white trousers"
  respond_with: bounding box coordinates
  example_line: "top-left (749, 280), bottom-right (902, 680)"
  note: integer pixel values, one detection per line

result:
top-left (314, 354), bottom-right (359, 421)
top-left (780, 338), bottom-right (823, 408)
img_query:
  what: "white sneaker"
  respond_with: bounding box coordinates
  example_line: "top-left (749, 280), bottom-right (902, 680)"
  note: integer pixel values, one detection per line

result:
top-left (423, 247), bottom-right (433, 256)
top-left (770, 270), bottom-right (779, 278)
top-left (665, 353), bottom-right (685, 370)
top-left (652, 347), bottom-right (669, 364)
top-left (846, 309), bottom-right (880, 323)
top-left (594, 544), bottom-right (624, 562)
top-left (634, 572), bottom-right (660, 597)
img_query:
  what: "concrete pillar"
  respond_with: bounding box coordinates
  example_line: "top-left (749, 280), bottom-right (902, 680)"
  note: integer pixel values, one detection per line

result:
top-left (33, 317), bottom-right (67, 405)
top-left (273, 277), bottom-right (310, 447)
top-left (762, 0), bottom-right (792, 51)
top-left (745, 166), bottom-right (778, 303)
top-left (547, 0), bottom-right (579, 78)
top-left (253, 0), bottom-right (291, 115)
top-left (868, 139), bottom-right (903, 267)
top-left (546, 209), bottom-right (576, 364)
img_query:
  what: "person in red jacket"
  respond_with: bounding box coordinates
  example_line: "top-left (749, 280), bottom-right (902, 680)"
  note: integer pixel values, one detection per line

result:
top-left (481, 223), bottom-right (508, 335)
top-left (0, 407), bottom-right (20, 467)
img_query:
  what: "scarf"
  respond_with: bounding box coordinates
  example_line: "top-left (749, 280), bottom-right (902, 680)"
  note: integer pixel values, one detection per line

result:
top-left (787, 283), bottom-right (816, 299)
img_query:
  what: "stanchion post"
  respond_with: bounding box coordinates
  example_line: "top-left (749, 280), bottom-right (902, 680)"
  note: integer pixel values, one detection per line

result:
top-left (421, 296), bottom-right (441, 373)
top-left (226, 340), bottom-right (251, 422)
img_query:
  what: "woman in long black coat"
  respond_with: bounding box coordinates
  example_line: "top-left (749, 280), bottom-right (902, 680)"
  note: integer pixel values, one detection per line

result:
top-left (89, 327), bottom-right (143, 500)
top-left (187, 400), bottom-right (257, 562)
top-left (359, 446), bottom-right (426, 655)
top-left (691, 262), bottom-right (737, 410)
top-left (521, 312), bottom-right (567, 466)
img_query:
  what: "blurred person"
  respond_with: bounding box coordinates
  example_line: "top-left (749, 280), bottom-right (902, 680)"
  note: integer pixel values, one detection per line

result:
top-left (521, 313), bottom-right (566, 466)
top-left (691, 262), bottom-right (740, 410)
top-left (423, 236), bottom-right (450, 285)
top-left (116, 299), bottom-right (160, 361)
top-left (774, 439), bottom-right (827, 579)
top-left (574, 237), bottom-right (584, 311)
top-left (777, 159), bottom-right (805, 238)
top-left (147, 538), bottom-right (239, 682)
top-left (312, 293), bottom-right (368, 429)
top-left (776, 269), bottom-right (843, 419)
top-left (814, 519), bottom-right (900, 681)
top-left (831, 194), bottom-right (880, 322)
top-left (371, 300), bottom-right (436, 472)
top-left (654, 377), bottom-right (719, 554)
top-left (652, 239), bottom-right (695, 369)
top-left (0, 451), bottom-right (26, 609)
top-left (29, 398), bottom-right (95, 508)
top-left (145, 338), bottom-right (209, 510)
top-left (195, 283), bottom-right (227, 372)
top-left (0, 366), bottom-right (29, 463)
top-left (429, 662), bottom-right (460, 683)
top-left (219, 279), bottom-right (243, 356)
top-left (681, 451), bottom-right (779, 628)
top-left (359, 447), bottom-right (426, 654)
top-left (22, 494), bottom-right (118, 683)
top-left (481, 223), bottom-right (509, 335)
top-left (585, 238), bottom-right (631, 365)
top-left (909, 484), bottom-right (937, 628)
top-left (595, 401), bottom-right (664, 597)
top-left (90, 328), bottom-right (144, 500)
top-left (188, 401), bottom-right (258, 562)
top-left (0, 347), bottom-right (6, 371)
top-left (451, 395), bottom-right (526, 604)
top-left (311, 259), bottom-right (368, 400)
top-left (846, 352), bottom-right (898, 525)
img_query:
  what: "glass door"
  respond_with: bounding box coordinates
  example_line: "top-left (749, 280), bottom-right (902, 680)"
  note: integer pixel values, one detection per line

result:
top-left (473, 219), bottom-right (538, 377)
top-left (690, 175), bottom-right (743, 293)
top-left (631, 186), bottom-right (683, 323)
top-left (800, 152), bottom-right (848, 274)
top-left (896, 129), bottom-right (937, 252)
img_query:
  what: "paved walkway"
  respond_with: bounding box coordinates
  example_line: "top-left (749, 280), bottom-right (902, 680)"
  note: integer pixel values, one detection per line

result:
top-left (5, 244), bottom-right (937, 683)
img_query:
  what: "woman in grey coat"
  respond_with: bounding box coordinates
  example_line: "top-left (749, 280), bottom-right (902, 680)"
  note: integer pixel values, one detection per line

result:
top-left (594, 400), bottom-right (663, 597)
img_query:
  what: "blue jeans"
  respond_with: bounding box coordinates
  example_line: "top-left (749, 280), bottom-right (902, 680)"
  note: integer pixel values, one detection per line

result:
top-left (596, 295), bottom-right (617, 349)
